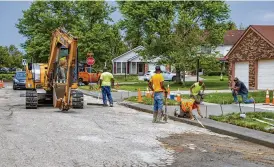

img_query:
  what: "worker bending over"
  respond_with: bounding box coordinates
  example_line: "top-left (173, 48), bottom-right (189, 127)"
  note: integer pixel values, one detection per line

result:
top-left (99, 67), bottom-right (114, 107)
top-left (148, 66), bottom-right (167, 123)
top-left (176, 98), bottom-right (203, 120)
top-left (190, 80), bottom-right (205, 104)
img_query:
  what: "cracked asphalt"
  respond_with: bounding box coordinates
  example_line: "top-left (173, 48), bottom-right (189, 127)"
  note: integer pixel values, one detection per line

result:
top-left (0, 83), bottom-right (273, 167)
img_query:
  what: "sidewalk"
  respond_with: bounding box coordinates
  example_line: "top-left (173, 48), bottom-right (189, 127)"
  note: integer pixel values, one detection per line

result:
top-left (79, 89), bottom-right (272, 115)
top-left (119, 101), bottom-right (274, 149)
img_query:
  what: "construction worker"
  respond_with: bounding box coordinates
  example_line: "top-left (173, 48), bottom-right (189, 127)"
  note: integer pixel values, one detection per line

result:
top-left (99, 67), bottom-right (114, 107)
top-left (231, 77), bottom-right (254, 104)
top-left (176, 98), bottom-right (203, 120)
top-left (59, 54), bottom-right (68, 82)
top-left (190, 80), bottom-right (205, 104)
top-left (148, 66), bottom-right (167, 123)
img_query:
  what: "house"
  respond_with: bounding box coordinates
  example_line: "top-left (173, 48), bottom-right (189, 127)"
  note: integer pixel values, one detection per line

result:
top-left (226, 25), bottom-right (274, 90)
top-left (215, 30), bottom-right (245, 58)
top-left (112, 46), bottom-right (170, 75)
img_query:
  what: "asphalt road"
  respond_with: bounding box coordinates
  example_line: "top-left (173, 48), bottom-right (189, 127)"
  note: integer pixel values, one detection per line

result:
top-left (0, 83), bottom-right (273, 167)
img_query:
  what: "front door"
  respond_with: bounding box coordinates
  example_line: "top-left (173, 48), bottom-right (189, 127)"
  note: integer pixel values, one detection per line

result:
top-left (138, 63), bottom-right (144, 75)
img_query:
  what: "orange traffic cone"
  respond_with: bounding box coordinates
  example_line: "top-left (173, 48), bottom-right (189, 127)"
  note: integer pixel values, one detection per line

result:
top-left (270, 90), bottom-right (274, 106)
top-left (176, 89), bottom-right (181, 102)
top-left (263, 89), bottom-right (270, 105)
top-left (138, 88), bottom-right (143, 102)
top-left (146, 87), bottom-right (151, 98)
top-left (0, 80), bottom-right (3, 89)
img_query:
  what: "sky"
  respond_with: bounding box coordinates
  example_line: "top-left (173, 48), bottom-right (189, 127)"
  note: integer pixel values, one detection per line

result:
top-left (0, 1), bottom-right (274, 53)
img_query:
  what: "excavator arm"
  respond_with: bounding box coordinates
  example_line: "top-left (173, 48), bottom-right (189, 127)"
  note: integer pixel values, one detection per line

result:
top-left (47, 28), bottom-right (78, 110)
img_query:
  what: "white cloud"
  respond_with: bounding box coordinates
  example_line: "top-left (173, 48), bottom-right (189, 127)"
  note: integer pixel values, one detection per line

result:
top-left (262, 12), bottom-right (274, 22)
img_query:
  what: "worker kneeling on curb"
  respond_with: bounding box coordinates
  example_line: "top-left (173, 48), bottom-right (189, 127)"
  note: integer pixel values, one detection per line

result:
top-left (148, 66), bottom-right (167, 123)
top-left (175, 98), bottom-right (203, 121)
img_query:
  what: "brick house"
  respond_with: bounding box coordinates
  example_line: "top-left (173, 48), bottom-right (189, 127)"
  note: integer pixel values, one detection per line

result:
top-left (226, 25), bottom-right (274, 90)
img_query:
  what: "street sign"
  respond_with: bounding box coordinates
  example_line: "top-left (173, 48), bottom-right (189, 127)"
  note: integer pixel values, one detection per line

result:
top-left (86, 57), bottom-right (95, 66)
top-left (22, 59), bottom-right (27, 66)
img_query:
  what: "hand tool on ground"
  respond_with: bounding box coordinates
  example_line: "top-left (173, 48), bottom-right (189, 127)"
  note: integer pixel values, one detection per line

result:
top-left (193, 115), bottom-right (205, 128)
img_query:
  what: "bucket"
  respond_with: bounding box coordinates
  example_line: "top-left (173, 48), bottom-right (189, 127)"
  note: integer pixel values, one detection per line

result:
top-left (170, 94), bottom-right (175, 100)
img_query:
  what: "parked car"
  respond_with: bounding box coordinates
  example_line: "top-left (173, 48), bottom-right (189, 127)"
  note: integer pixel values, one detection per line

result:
top-left (0, 67), bottom-right (9, 73)
top-left (9, 67), bottom-right (17, 72)
top-left (144, 71), bottom-right (177, 81)
top-left (13, 71), bottom-right (26, 90)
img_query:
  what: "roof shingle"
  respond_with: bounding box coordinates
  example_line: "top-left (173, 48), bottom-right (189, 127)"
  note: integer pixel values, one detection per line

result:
top-left (224, 30), bottom-right (245, 45)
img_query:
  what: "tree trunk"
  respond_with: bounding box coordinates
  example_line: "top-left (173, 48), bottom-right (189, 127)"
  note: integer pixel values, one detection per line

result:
top-left (182, 69), bottom-right (186, 86)
top-left (175, 67), bottom-right (181, 84)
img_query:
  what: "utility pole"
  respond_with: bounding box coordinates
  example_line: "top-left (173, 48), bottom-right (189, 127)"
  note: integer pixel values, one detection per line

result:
top-left (196, 58), bottom-right (199, 82)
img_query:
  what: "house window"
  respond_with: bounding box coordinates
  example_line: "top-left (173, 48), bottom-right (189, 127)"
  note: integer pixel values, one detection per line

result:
top-left (122, 62), bottom-right (126, 73)
top-left (117, 62), bottom-right (121, 73)
top-left (201, 46), bottom-right (212, 54)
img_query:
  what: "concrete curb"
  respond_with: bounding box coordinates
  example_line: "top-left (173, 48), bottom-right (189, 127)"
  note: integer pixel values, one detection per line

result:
top-left (120, 102), bottom-right (274, 149)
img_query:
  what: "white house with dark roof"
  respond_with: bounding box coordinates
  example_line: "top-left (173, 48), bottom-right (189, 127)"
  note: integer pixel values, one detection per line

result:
top-left (215, 30), bottom-right (245, 62)
top-left (112, 46), bottom-right (170, 75)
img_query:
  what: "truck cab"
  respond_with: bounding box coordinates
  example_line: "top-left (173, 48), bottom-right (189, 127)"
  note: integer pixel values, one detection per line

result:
top-left (78, 66), bottom-right (101, 85)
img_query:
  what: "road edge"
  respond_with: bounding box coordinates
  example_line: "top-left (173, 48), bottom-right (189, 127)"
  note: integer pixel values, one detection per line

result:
top-left (119, 101), bottom-right (274, 149)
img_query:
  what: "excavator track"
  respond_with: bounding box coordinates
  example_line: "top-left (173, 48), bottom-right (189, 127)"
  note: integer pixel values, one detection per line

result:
top-left (26, 90), bottom-right (38, 109)
top-left (71, 90), bottom-right (84, 109)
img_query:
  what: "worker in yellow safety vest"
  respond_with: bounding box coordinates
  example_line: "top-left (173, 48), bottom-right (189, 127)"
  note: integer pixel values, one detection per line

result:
top-left (190, 80), bottom-right (205, 104)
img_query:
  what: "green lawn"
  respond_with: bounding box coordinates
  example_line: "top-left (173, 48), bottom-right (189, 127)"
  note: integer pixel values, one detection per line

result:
top-left (118, 76), bottom-right (229, 91)
top-left (205, 91), bottom-right (268, 104)
top-left (125, 91), bottom-right (268, 105)
top-left (114, 75), bottom-right (140, 82)
top-left (210, 112), bottom-right (274, 134)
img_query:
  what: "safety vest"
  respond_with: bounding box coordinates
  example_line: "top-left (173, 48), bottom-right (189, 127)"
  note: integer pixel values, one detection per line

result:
top-left (192, 82), bottom-right (203, 95)
top-left (180, 99), bottom-right (199, 112)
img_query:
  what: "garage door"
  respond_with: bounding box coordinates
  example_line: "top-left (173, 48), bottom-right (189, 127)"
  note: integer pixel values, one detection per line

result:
top-left (235, 62), bottom-right (249, 89)
top-left (258, 60), bottom-right (274, 90)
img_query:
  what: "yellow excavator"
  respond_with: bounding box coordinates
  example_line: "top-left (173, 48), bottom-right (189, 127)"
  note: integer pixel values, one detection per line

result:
top-left (25, 28), bottom-right (84, 111)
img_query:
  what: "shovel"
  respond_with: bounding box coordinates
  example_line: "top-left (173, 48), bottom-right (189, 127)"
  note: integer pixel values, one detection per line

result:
top-left (193, 115), bottom-right (205, 128)
top-left (163, 93), bottom-right (168, 122)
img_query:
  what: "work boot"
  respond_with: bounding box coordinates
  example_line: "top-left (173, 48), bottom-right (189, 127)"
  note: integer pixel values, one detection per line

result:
top-left (152, 112), bottom-right (157, 123)
top-left (156, 111), bottom-right (163, 123)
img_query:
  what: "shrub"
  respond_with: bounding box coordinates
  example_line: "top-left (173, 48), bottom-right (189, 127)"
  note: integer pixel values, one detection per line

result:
top-left (0, 74), bottom-right (14, 81)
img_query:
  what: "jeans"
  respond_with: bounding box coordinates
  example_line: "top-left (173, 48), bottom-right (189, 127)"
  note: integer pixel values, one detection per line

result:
top-left (102, 86), bottom-right (113, 105)
top-left (190, 91), bottom-right (204, 103)
top-left (154, 92), bottom-right (163, 112)
top-left (232, 91), bottom-right (254, 103)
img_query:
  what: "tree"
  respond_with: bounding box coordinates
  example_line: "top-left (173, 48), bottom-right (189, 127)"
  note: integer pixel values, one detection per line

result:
top-left (16, 1), bottom-right (127, 70)
top-left (118, 1), bottom-right (230, 84)
top-left (238, 23), bottom-right (246, 30)
top-left (117, 1), bottom-right (175, 49)
top-left (227, 21), bottom-right (237, 30)
top-left (0, 45), bottom-right (24, 68)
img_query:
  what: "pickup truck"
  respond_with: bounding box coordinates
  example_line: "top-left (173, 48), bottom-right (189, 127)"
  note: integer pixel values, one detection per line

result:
top-left (78, 67), bottom-right (101, 85)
